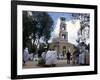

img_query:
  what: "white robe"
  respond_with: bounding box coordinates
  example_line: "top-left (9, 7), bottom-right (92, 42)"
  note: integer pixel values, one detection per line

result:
top-left (52, 51), bottom-right (57, 64)
top-left (41, 52), bottom-right (46, 60)
top-left (23, 49), bottom-right (29, 62)
top-left (45, 50), bottom-right (57, 65)
top-left (79, 53), bottom-right (85, 64)
top-left (29, 53), bottom-right (33, 60)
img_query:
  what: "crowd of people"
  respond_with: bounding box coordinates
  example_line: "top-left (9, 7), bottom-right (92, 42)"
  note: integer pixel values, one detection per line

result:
top-left (23, 45), bottom-right (89, 67)
top-left (23, 47), bottom-right (72, 67)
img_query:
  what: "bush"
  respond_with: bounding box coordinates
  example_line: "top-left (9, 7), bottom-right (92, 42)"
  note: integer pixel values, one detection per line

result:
top-left (37, 58), bottom-right (45, 66)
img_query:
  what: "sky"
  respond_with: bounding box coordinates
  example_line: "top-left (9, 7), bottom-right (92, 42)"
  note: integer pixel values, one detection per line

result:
top-left (48, 12), bottom-right (73, 22)
top-left (48, 12), bottom-right (80, 45)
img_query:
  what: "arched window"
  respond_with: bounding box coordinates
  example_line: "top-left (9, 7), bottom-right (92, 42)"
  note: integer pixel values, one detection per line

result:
top-left (62, 34), bottom-right (66, 39)
top-left (62, 26), bottom-right (66, 30)
top-left (63, 46), bottom-right (66, 49)
top-left (62, 46), bottom-right (66, 57)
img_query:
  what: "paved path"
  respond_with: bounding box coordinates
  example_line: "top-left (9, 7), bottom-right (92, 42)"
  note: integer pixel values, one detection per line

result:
top-left (23, 60), bottom-right (79, 69)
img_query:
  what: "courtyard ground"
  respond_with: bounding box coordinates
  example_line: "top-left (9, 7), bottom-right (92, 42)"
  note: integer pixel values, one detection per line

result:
top-left (23, 59), bottom-right (79, 68)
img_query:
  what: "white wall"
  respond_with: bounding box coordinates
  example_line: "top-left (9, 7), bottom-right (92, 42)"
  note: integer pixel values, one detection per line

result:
top-left (0, 0), bottom-right (99, 80)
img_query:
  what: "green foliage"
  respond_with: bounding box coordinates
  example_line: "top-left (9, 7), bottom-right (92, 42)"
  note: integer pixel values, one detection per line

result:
top-left (31, 12), bottom-right (54, 41)
top-left (38, 43), bottom-right (47, 57)
top-left (38, 58), bottom-right (45, 66)
top-left (73, 45), bottom-right (79, 55)
top-left (23, 11), bottom-right (54, 54)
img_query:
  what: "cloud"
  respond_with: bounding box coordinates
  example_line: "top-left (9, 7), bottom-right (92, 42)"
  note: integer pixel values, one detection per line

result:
top-left (66, 20), bottom-right (80, 45)
top-left (52, 18), bottom-right (60, 38)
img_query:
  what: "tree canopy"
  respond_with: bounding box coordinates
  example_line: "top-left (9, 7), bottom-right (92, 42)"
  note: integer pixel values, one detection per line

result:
top-left (71, 13), bottom-right (90, 44)
top-left (23, 11), bottom-right (54, 53)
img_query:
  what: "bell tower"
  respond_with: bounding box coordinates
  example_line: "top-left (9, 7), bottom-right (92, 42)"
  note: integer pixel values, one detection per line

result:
top-left (59, 17), bottom-right (68, 42)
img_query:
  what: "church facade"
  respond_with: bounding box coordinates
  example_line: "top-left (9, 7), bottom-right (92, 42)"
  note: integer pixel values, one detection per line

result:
top-left (49, 17), bottom-right (76, 60)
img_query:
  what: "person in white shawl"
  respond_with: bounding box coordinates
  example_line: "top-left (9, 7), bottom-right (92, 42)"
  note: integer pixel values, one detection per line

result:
top-left (23, 47), bottom-right (29, 65)
top-left (51, 50), bottom-right (57, 66)
top-left (45, 49), bottom-right (52, 66)
top-left (78, 46), bottom-right (86, 65)
top-left (45, 49), bottom-right (57, 67)
top-left (79, 52), bottom-right (85, 65)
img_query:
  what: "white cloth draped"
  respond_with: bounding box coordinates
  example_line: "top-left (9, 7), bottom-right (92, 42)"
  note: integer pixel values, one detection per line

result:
top-left (23, 48), bottom-right (29, 62)
top-left (45, 50), bottom-right (57, 65)
top-left (79, 52), bottom-right (85, 64)
top-left (41, 52), bottom-right (46, 60)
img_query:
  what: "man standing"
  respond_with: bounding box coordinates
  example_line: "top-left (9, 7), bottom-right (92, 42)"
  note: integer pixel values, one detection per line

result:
top-left (79, 52), bottom-right (85, 65)
top-left (78, 46), bottom-right (86, 65)
top-left (66, 50), bottom-right (71, 64)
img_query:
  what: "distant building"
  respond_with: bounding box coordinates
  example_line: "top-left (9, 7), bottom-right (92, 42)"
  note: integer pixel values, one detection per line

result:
top-left (49, 17), bottom-right (76, 60)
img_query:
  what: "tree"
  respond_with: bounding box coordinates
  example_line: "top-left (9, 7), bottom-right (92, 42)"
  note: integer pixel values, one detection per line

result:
top-left (23, 11), bottom-right (54, 54)
top-left (23, 11), bottom-right (35, 49)
top-left (71, 13), bottom-right (90, 45)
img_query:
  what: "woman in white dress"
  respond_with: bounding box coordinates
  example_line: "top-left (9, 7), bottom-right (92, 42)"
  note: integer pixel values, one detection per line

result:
top-left (45, 49), bottom-right (57, 67)
top-left (23, 47), bottom-right (29, 65)
top-left (45, 49), bottom-right (52, 67)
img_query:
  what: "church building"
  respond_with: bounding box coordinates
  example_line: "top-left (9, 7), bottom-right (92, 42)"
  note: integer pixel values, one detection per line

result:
top-left (49, 17), bottom-right (76, 60)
